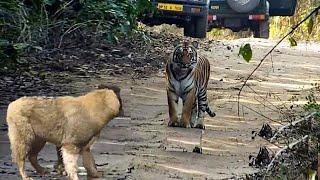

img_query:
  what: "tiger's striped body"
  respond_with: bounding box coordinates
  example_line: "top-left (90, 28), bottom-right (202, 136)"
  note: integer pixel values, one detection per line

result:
top-left (166, 41), bottom-right (215, 129)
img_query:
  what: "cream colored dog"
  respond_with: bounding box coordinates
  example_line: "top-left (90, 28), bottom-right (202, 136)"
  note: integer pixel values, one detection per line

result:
top-left (6, 87), bottom-right (122, 180)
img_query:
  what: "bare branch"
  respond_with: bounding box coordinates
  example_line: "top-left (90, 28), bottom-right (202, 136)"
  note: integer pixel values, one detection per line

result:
top-left (237, 6), bottom-right (320, 116)
top-left (53, 0), bottom-right (75, 19)
top-left (246, 85), bottom-right (285, 114)
top-left (58, 22), bottom-right (87, 48)
top-left (263, 135), bottom-right (309, 180)
top-left (270, 112), bottom-right (317, 142)
top-left (242, 104), bottom-right (281, 124)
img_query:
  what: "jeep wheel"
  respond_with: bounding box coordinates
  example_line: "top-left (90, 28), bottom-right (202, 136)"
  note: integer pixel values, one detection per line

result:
top-left (194, 14), bottom-right (208, 38)
top-left (253, 20), bottom-right (269, 39)
top-left (183, 14), bottom-right (208, 39)
top-left (184, 20), bottom-right (195, 37)
top-left (227, 0), bottom-right (260, 13)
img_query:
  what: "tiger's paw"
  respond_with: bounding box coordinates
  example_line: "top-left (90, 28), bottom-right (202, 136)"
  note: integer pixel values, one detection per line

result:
top-left (195, 124), bottom-right (205, 129)
top-left (168, 120), bottom-right (180, 127)
top-left (180, 122), bottom-right (191, 128)
top-left (209, 111), bottom-right (216, 117)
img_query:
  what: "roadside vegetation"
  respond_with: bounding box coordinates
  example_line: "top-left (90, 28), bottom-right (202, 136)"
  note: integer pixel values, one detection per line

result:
top-left (248, 84), bottom-right (320, 179)
top-left (237, 4), bottom-right (320, 179)
top-left (0, 0), bottom-right (152, 74)
top-left (270, 0), bottom-right (320, 40)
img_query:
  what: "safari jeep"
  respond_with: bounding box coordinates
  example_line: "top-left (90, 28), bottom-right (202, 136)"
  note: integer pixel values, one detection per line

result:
top-left (141, 0), bottom-right (297, 39)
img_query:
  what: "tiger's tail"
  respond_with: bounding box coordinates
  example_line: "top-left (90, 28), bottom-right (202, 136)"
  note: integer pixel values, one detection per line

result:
top-left (206, 106), bottom-right (216, 117)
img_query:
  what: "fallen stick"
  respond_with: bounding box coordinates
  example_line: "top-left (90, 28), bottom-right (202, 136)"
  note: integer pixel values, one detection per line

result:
top-left (270, 112), bottom-right (316, 142)
top-left (263, 135), bottom-right (309, 180)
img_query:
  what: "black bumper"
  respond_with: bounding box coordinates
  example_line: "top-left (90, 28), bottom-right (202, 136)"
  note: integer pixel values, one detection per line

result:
top-left (140, 1), bottom-right (208, 26)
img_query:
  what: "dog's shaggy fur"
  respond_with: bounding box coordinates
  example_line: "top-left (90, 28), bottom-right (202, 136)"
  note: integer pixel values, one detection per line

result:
top-left (6, 88), bottom-right (121, 180)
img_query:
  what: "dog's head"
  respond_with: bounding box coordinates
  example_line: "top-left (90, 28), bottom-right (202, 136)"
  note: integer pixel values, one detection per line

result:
top-left (97, 84), bottom-right (124, 116)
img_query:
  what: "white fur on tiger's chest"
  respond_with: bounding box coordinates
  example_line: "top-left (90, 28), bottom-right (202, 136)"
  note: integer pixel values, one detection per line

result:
top-left (170, 71), bottom-right (195, 99)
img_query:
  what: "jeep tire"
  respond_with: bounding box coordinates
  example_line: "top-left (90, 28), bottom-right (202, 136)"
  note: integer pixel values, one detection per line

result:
top-left (253, 20), bottom-right (269, 39)
top-left (184, 19), bottom-right (195, 38)
top-left (183, 15), bottom-right (208, 38)
top-left (194, 14), bottom-right (208, 38)
top-left (227, 0), bottom-right (260, 13)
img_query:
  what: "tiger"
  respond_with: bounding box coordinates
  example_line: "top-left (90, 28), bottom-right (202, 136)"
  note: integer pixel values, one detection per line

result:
top-left (165, 40), bottom-right (215, 129)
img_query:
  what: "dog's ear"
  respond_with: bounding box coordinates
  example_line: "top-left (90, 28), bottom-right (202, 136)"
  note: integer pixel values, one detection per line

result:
top-left (110, 86), bottom-right (123, 117)
top-left (98, 85), bottom-right (123, 116)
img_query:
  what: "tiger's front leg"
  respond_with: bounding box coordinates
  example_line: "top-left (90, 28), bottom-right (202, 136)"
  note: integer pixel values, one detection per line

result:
top-left (195, 99), bottom-right (206, 129)
top-left (195, 111), bottom-right (205, 129)
top-left (167, 89), bottom-right (180, 127)
top-left (190, 100), bottom-right (198, 128)
top-left (181, 88), bottom-right (196, 128)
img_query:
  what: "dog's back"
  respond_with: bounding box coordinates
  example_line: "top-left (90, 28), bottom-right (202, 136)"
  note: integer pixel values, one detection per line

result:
top-left (7, 90), bottom-right (120, 145)
top-left (7, 96), bottom-right (69, 146)
top-left (6, 88), bottom-right (122, 180)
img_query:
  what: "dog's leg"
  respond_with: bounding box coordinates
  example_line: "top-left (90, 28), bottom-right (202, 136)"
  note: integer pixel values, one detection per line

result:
top-left (82, 137), bottom-right (103, 178)
top-left (28, 138), bottom-right (47, 175)
top-left (82, 149), bottom-right (103, 178)
top-left (61, 145), bottom-right (80, 180)
top-left (54, 146), bottom-right (65, 175)
top-left (82, 149), bottom-right (100, 177)
top-left (17, 158), bottom-right (33, 180)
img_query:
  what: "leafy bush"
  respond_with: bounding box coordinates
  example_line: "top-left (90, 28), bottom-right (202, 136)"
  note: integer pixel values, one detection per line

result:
top-left (79, 0), bottom-right (152, 43)
top-left (0, 0), bottom-right (152, 72)
top-left (304, 84), bottom-right (320, 117)
top-left (270, 1), bottom-right (320, 40)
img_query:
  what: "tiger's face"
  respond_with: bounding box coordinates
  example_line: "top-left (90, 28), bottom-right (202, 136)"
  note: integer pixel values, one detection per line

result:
top-left (172, 41), bottom-right (198, 69)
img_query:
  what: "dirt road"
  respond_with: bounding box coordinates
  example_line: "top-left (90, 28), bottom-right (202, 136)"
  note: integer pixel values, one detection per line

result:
top-left (1, 38), bottom-right (320, 179)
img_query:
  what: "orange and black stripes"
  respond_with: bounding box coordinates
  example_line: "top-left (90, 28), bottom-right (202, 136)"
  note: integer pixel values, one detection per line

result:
top-left (166, 42), bottom-right (215, 128)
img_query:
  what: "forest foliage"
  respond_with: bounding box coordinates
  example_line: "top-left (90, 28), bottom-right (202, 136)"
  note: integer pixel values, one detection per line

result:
top-left (0, 0), bottom-right (152, 72)
top-left (270, 0), bottom-right (320, 40)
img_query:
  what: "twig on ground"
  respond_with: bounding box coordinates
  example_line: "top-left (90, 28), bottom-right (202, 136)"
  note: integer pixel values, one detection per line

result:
top-left (268, 90), bottom-right (291, 113)
top-left (242, 104), bottom-right (281, 124)
top-left (270, 53), bottom-right (274, 73)
top-left (237, 6), bottom-right (320, 116)
top-left (246, 85), bottom-right (285, 115)
top-left (263, 135), bottom-right (309, 180)
top-left (200, 130), bottom-right (204, 148)
top-left (270, 112), bottom-right (316, 142)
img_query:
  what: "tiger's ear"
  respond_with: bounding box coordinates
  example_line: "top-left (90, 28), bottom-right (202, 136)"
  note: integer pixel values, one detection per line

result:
top-left (191, 41), bottom-right (199, 49)
top-left (173, 40), bottom-right (180, 48)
